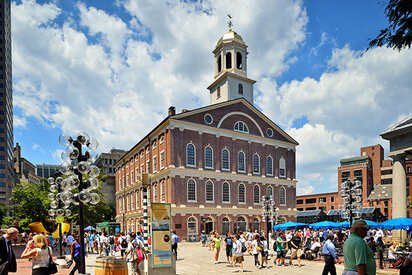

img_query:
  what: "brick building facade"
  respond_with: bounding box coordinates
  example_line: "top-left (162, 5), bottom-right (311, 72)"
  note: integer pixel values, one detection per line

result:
top-left (115, 30), bottom-right (298, 240)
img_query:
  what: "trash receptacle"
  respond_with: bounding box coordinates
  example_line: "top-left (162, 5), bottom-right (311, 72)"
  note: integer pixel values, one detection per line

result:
top-left (95, 256), bottom-right (127, 275)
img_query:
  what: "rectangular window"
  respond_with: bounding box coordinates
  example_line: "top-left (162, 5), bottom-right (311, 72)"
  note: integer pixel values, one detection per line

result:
top-left (146, 160), bottom-right (149, 173)
top-left (354, 170), bottom-right (362, 181)
top-left (141, 164), bottom-right (144, 177)
top-left (331, 196), bottom-right (335, 202)
top-left (153, 156), bottom-right (157, 172)
top-left (0, 182), bottom-right (5, 187)
top-left (341, 171), bottom-right (350, 183)
top-left (161, 181), bottom-right (165, 202)
top-left (305, 198), bottom-right (316, 204)
top-left (131, 171), bottom-right (134, 184)
top-left (279, 168), bottom-right (285, 178)
top-left (296, 199), bottom-right (303, 204)
top-left (319, 197), bottom-right (327, 203)
top-left (160, 151), bottom-right (165, 169)
top-left (135, 168), bottom-right (139, 182)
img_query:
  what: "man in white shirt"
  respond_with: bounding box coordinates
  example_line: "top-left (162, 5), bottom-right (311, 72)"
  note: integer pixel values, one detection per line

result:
top-left (231, 235), bottom-right (244, 273)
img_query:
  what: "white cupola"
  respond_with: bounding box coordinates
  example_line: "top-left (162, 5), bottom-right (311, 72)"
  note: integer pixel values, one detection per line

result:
top-left (207, 30), bottom-right (256, 105)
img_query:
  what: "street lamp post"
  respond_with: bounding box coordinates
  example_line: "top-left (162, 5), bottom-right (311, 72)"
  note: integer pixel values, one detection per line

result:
top-left (341, 180), bottom-right (363, 227)
top-left (55, 133), bottom-right (101, 275)
top-left (262, 195), bottom-right (275, 241)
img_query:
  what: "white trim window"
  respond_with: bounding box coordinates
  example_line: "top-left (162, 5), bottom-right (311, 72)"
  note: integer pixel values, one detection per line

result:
top-left (146, 160), bottom-right (150, 173)
top-left (126, 174), bottom-right (129, 186)
top-left (153, 183), bottom-right (158, 202)
top-left (159, 135), bottom-right (164, 144)
top-left (279, 157), bottom-right (286, 178)
top-left (187, 179), bottom-right (197, 202)
top-left (221, 148), bottom-right (230, 171)
top-left (266, 156), bottom-right (273, 176)
top-left (161, 181), bottom-right (165, 202)
top-left (153, 156), bottom-right (157, 172)
top-left (131, 171), bottom-right (134, 184)
top-left (140, 164), bottom-right (144, 177)
top-left (253, 153), bottom-right (260, 174)
top-left (136, 190), bottom-right (139, 209)
top-left (222, 182), bottom-right (230, 203)
top-left (205, 181), bottom-right (214, 202)
top-left (234, 121), bottom-right (249, 133)
top-left (266, 186), bottom-right (273, 198)
top-left (204, 146), bottom-right (213, 169)
top-left (135, 168), bottom-right (139, 182)
top-left (238, 183), bottom-right (246, 203)
top-left (126, 196), bottom-right (130, 211)
top-left (238, 151), bottom-right (246, 173)
top-left (152, 141), bottom-right (157, 150)
top-left (160, 151), bottom-right (165, 169)
top-left (280, 186), bottom-right (286, 206)
top-left (253, 185), bottom-right (260, 204)
top-left (186, 143), bottom-right (196, 167)
top-left (131, 193), bottom-right (134, 210)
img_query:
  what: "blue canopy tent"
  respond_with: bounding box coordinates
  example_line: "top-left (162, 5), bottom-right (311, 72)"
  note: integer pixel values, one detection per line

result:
top-left (339, 220), bottom-right (380, 229)
top-left (380, 217), bottom-right (412, 230)
top-left (84, 226), bottom-right (96, 231)
top-left (309, 221), bottom-right (341, 229)
top-left (273, 222), bottom-right (308, 230)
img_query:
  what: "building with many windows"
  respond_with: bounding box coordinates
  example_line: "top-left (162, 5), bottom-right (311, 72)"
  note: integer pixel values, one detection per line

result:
top-left (35, 164), bottom-right (62, 179)
top-left (115, 30), bottom-right (298, 240)
top-left (0, 0), bottom-right (14, 215)
top-left (95, 149), bottom-right (126, 206)
top-left (14, 143), bottom-right (40, 185)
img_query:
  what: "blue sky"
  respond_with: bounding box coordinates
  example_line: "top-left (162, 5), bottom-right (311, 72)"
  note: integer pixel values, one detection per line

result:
top-left (12, 0), bottom-right (411, 194)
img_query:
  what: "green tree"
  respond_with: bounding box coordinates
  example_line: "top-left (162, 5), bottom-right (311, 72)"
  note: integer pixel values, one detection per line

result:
top-left (368, 0), bottom-right (412, 51)
top-left (9, 180), bottom-right (51, 229)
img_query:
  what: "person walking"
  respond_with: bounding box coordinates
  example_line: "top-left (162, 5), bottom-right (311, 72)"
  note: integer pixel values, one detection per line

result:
top-left (231, 234), bottom-right (244, 273)
top-left (224, 233), bottom-right (233, 264)
top-left (212, 232), bottom-right (222, 263)
top-left (171, 231), bottom-right (179, 259)
top-left (343, 220), bottom-right (376, 275)
top-left (322, 233), bottom-right (339, 275)
top-left (275, 232), bottom-right (287, 266)
top-left (251, 234), bottom-right (261, 268)
top-left (376, 237), bottom-right (385, 269)
top-left (289, 231), bottom-right (303, 267)
top-left (69, 236), bottom-right (81, 275)
top-left (0, 227), bottom-right (18, 275)
top-left (21, 234), bottom-right (53, 275)
top-left (119, 233), bottom-right (128, 257)
top-left (260, 235), bottom-right (268, 268)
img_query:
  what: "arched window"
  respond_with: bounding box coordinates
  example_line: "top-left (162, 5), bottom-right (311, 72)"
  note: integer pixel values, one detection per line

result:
top-left (222, 182), bottom-right (230, 202)
top-left (234, 121), bottom-right (249, 133)
top-left (217, 55), bottom-right (222, 72)
top-left (266, 156), bottom-right (273, 176)
top-left (226, 52), bottom-right (232, 69)
top-left (222, 217), bottom-right (230, 235)
top-left (279, 157), bottom-right (286, 178)
top-left (280, 186), bottom-right (286, 205)
top-left (204, 146), bottom-right (213, 169)
top-left (187, 217), bottom-right (198, 242)
top-left (186, 143), bottom-right (196, 167)
top-left (238, 151), bottom-right (245, 172)
top-left (153, 183), bottom-right (158, 202)
top-left (238, 83), bottom-right (243, 95)
top-left (205, 181), bottom-right (214, 202)
top-left (237, 216), bottom-right (247, 232)
top-left (253, 185), bottom-right (260, 204)
top-left (236, 52), bottom-right (242, 69)
top-left (238, 183), bottom-right (245, 203)
top-left (253, 153), bottom-right (260, 174)
top-left (266, 186), bottom-right (273, 198)
top-left (253, 218), bottom-right (260, 232)
top-left (221, 149), bottom-right (230, 171)
top-left (187, 179), bottom-right (196, 202)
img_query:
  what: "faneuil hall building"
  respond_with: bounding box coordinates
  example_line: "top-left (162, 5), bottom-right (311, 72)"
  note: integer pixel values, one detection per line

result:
top-left (115, 29), bottom-right (299, 241)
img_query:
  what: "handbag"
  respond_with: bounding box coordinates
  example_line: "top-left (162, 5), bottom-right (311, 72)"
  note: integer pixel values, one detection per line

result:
top-left (136, 247), bottom-right (144, 263)
top-left (47, 247), bottom-right (58, 274)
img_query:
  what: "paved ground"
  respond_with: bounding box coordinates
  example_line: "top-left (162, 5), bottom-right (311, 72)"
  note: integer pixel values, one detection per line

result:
top-left (16, 242), bottom-right (399, 275)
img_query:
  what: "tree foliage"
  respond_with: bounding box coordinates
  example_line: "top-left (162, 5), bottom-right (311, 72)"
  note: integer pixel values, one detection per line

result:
top-left (368, 0), bottom-right (412, 51)
top-left (6, 175), bottom-right (115, 232)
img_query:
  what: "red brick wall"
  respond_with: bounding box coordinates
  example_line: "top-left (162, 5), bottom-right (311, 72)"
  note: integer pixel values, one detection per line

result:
top-left (361, 145), bottom-right (384, 186)
top-left (296, 192), bottom-right (339, 212)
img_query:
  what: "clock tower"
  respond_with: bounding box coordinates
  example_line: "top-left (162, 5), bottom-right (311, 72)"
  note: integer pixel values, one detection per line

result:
top-left (207, 30), bottom-right (256, 105)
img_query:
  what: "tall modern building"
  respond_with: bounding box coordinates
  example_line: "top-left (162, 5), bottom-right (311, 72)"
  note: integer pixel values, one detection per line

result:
top-left (0, 0), bottom-right (14, 215)
top-left (35, 164), bottom-right (63, 179)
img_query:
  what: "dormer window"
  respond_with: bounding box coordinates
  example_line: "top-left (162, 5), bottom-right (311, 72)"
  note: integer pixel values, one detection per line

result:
top-left (234, 121), bottom-right (249, 133)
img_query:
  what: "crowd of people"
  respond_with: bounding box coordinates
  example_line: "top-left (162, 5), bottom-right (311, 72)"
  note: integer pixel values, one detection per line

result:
top-left (199, 220), bottom-right (412, 274)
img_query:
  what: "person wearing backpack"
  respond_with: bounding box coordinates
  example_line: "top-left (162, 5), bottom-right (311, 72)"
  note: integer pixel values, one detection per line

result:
top-left (108, 234), bottom-right (115, 256)
top-left (125, 233), bottom-right (145, 275)
top-left (120, 233), bottom-right (128, 257)
top-left (224, 233), bottom-right (233, 264)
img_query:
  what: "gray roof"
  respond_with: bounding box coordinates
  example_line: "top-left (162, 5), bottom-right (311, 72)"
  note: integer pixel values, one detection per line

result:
top-left (368, 184), bottom-right (392, 200)
top-left (297, 210), bottom-right (323, 217)
top-left (340, 155), bottom-right (369, 166)
top-left (381, 115), bottom-right (412, 140)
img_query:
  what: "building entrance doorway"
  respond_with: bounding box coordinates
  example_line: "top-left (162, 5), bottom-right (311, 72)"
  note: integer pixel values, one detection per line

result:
top-left (205, 217), bottom-right (213, 233)
top-left (222, 217), bottom-right (230, 235)
top-left (187, 217), bottom-right (198, 242)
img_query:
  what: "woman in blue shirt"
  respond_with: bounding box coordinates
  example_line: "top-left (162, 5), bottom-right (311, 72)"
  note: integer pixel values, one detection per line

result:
top-left (69, 236), bottom-right (81, 275)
